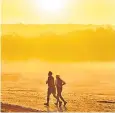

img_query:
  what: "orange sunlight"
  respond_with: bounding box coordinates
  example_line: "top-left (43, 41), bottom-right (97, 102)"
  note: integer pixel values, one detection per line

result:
top-left (1, 0), bottom-right (115, 112)
top-left (2, 0), bottom-right (115, 24)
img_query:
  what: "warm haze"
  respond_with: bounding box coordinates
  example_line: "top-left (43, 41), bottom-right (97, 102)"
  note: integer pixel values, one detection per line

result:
top-left (1, 0), bottom-right (115, 112)
top-left (2, 0), bottom-right (115, 24)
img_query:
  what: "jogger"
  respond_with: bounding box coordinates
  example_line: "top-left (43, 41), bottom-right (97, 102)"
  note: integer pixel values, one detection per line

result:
top-left (44, 71), bottom-right (62, 107)
top-left (55, 75), bottom-right (67, 106)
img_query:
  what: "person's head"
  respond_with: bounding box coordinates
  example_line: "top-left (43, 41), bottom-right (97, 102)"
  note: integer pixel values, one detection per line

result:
top-left (48, 71), bottom-right (52, 77)
top-left (56, 75), bottom-right (60, 79)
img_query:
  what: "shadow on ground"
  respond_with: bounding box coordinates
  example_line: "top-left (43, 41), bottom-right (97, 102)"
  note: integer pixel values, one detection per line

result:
top-left (97, 101), bottom-right (115, 104)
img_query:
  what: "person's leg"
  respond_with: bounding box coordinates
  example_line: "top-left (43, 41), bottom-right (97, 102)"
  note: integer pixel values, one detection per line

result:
top-left (47, 93), bottom-right (50, 104)
top-left (56, 87), bottom-right (60, 104)
top-left (60, 93), bottom-right (66, 102)
top-left (52, 87), bottom-right (58, 100)
top-left (58, 88), bottom-right (67, 105)
top-left (53, 93), bottom-right (60, 105)
top-left (47, 88), bottom-right (51, 104)
top-left (44, 88), bottom-right (51, 106)
top-left (53, 93), bottom-right (62, 107)
top-left (52, 87), bottom-right (62, 106)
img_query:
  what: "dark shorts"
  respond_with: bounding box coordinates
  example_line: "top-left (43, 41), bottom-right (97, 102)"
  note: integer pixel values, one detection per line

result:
top-left (47, 87), bottom-right (56, 95)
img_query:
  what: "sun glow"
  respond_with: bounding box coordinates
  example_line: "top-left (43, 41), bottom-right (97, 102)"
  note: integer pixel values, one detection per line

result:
top-left (35, 0), bottom-right (67, 13)
top-left (2, 0), bottom-right (115, 24)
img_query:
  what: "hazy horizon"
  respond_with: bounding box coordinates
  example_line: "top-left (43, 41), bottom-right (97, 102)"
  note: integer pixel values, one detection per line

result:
top-left (1, 0), bottom-right (115, 112)
top-left (2, 24), bottom-right (115, 62)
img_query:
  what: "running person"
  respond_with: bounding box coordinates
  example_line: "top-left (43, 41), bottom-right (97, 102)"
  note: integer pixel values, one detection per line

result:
top-left (44, 71), bottom-right (62, 107)
top-left (55, 75), bottom-right (67, 106)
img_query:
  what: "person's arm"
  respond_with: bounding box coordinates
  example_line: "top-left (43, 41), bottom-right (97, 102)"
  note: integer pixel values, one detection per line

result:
top-left (62, 80), bottom-right (66, 85)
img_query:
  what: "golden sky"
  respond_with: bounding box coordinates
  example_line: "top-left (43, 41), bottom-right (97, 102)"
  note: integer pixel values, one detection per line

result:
top-left (2, 0), bottom-right (115, 24)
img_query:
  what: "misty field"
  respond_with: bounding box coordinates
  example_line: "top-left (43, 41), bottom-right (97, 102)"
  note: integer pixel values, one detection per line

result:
top-left (1, 62), bottom-right (115, 112)
top-left (1, 0), bottom-right (115, 111)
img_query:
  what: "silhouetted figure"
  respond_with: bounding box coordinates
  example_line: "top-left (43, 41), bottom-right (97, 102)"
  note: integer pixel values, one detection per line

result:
top-left (55, 75), bottom-right (67, 106)
top-left (44, 71), bottom-right (62, 107)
